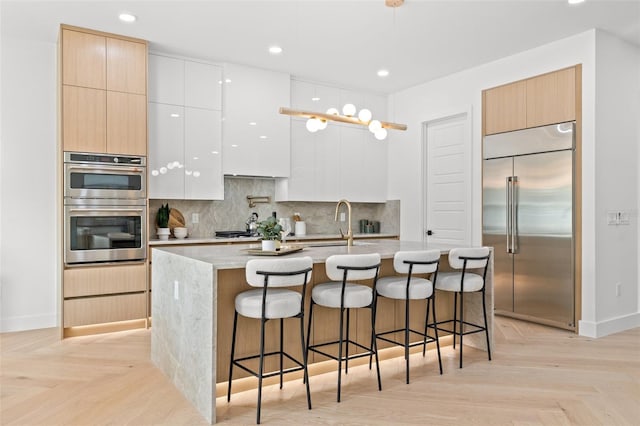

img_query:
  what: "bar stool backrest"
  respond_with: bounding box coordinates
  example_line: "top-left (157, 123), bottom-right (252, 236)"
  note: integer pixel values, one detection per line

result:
top-left (246, 257), bottom-right (313, 287)
top-left (448, 247), bottom-right (490, 270)
top-left (393, 250), bottom-right (441, 274)
top-left (325, 253), bottom-right (381, 281)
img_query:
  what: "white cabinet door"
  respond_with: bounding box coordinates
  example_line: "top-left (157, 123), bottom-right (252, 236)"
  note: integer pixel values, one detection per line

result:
top-left (148, 54), bottom-right (184, 105)
top-left (338, 127), bottom-right (387, 203)
top-left (222, 63), bottom-right (291, 177)
top-left (184, 108), bottom-right (223, 199)
top-left (148, 103), bottom-right (185, 199)
top-left (315, 124), bottom-right (341, 201)
top-left (291, 80), bottom-right (340, 114)
top-left (286, 119), bottom-right (315, 199)
top-left (185, 61), bottom-right (221, 110)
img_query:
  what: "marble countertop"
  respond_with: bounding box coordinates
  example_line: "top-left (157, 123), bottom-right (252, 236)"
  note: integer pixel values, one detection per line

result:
top-left (152, 239), bottom-right (461, 270)
top-left (148, 233), bottom-right (398, 246)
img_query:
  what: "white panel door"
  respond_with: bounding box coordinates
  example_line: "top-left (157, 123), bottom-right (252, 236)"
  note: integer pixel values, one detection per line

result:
top-left (185, 61), bottom-right (221, 110)
top-left (424, 113), bottom-right (471, 245)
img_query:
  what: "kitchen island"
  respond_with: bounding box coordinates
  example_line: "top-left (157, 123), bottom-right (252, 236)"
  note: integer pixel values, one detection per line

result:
top-left (151, 239), bottom-right (494, 424)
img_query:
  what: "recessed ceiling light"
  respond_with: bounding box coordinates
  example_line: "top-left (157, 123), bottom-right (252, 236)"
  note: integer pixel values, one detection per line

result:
top-left (249, 122), bottom-right (257, 126)
top-left (259, 135), bottom-right (267, 139)
top-left (269, 45), bottom-right (283, 55)
top-left (568, 0), bottom-right (585, 4)
top-left (119, 13), bottom-right (136, 23)
top-left (377, 69), bottom-right (390, 77)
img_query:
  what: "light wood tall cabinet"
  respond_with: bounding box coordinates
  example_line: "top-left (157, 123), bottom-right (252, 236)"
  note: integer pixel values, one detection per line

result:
top-left (483, 66), bottom-right (577, 135)
top-left (60, 25), bottom-right (147, 155)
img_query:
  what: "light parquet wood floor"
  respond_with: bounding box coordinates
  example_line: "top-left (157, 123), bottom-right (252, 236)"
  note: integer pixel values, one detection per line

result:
top-left (1, 317), bottom-right (639, 425)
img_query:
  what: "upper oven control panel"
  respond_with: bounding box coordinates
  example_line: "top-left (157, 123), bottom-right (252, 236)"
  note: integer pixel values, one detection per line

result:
top-left (64, 152), bottom-right (146, 166)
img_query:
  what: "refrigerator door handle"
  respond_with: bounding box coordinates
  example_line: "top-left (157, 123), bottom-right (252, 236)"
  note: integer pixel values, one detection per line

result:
top-left (506, 176), bottom-right (512, 253)
top-left (512, 176), bottom-right (518, 254)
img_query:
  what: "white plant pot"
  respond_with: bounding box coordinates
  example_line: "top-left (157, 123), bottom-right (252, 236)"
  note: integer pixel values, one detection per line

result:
top-left (157, 227), bottom-right (171, 240)
top-left (261, 240), bottom-right (276, 251)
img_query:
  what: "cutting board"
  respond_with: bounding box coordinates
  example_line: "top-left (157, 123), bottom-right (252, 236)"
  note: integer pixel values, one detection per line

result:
top-left (169, 208), bottom-right (186, 235)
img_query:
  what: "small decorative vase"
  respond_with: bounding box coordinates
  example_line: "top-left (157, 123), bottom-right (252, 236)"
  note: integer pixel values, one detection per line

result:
top-left (261, 240), bottom-right (276, 251)
top-left (157, 228), bottom-right (170, 241)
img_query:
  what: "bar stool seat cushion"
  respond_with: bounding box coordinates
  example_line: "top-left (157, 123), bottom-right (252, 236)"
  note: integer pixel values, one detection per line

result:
top-left (235, 288), bottom-right (302, 319)
top-left (376, 276), bottom-right (433, 300)
top-left (435, 272), bottom-right (484, 292)
top-left (312, 282), bottom-right (373, 309)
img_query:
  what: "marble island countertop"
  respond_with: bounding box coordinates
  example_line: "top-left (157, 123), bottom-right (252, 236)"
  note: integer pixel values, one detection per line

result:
top-left (152, 239), bottom-right (461, 270)
top-left (148, 232), bottom-right (398, 246)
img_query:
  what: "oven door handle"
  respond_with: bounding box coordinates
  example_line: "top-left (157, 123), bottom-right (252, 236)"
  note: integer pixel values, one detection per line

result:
top-left (66, 165), bottom-right (144, 174)
top-left (67, 208), bottom-right (145, 213)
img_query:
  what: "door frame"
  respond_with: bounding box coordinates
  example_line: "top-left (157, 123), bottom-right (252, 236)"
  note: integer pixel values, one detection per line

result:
top-left (421, 106), bottom-right (473, 245)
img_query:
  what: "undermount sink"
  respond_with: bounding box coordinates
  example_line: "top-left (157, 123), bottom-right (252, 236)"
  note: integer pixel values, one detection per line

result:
top-left (301, 241), bottom-right (374, 248)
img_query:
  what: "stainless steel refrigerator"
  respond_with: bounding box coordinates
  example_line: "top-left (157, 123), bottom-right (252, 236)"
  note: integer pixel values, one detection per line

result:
top-left (482, 122), bottom-right (575, 330)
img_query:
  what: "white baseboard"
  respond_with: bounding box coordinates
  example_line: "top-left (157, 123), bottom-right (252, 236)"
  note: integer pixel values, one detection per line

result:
top-left (579, 312), bottom-right (640, 338)
top-left (0, 313), bottom-right (58, 333)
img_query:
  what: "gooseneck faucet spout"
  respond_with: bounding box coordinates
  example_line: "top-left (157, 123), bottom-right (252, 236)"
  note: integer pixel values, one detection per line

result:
top-left (335, 199), bottom-right (353, 247)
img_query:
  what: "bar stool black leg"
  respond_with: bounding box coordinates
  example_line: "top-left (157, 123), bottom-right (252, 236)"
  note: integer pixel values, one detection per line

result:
top-left (432, 298), bottom-right (443, 374)
top-left (299, 315), bottom-right (312, 409)
top-left (371, 305), bottom-right (382, 391)
top-left (453, 292), bottom-right (458, 349)
top-left (482, 289), bottom-right (492, 361)
top-left (337, 307), bottom-right (345, 402)
top-left (369, 296), bottom-right (379, 370)
top-left (304, 301), bottom-right (315, 385)
top-left (405, 297), bottom-right (410, 384)
top-left (345, 308), bottom-right (350, 374)
top-left (227, 310), bottom-right (239, 402)
top-left (279, 318), bottom-right (284, 389)
top-left (459, 291), bottom-right (464, 369)
top-left (257, 317), bottom-right (266, 424)
top-left (423, 297), bottom-right (431, 357)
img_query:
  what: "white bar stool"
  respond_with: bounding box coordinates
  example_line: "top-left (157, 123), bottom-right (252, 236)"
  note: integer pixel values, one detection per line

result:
top-left (373, 249), bottom-right (443, 384)
top-left (305, 253), bottom-right (382, 402)
top-left (227, 256), bottom-right (313, 424)
top-left (434, 247), bottom-right (491, 368)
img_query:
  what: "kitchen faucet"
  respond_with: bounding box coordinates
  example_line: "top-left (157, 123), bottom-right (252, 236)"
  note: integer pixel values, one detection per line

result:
top-left (335, 199), bottom-right (353, 247)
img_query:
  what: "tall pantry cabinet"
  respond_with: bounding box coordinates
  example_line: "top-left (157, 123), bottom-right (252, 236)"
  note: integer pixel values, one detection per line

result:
top-left (59, 25), bottom-right (149, 337)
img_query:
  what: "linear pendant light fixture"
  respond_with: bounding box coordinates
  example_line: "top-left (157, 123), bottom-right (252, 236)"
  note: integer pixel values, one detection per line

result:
top-left (279, 0), bottom-right (406, 140)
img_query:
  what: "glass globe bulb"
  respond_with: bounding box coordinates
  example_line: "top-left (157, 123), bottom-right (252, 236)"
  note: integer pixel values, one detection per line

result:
top-left (326, 107), bottom-right (339, 115)
top-left (374, 128), bottom-right (388, 140)
top-left (306, 118), bottom-right (320, 132)
top-left (342, 103), bottom-right (356, 116)
top-left (368, 119), bottom-right (382, 133)
top-left (317, 119), bottom-right (328, 130)
top-left (358, 109), bottom-right (372, 122)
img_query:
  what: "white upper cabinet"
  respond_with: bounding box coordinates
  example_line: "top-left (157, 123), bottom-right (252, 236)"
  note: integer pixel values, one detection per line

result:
top-left (185, 61), bottom-right (221, 110)
top-left (148, 54), bottom-right (184, 105)
top-left (277, 80), bottom-right (388, 202)
top-left (222, 64), bottom-right (291, 177)
top-left (148, 53), bottom-right (223, 200)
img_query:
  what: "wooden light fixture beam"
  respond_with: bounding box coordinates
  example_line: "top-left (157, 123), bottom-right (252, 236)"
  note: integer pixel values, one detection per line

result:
top-left (279, 107), bottom-right (407, 131)
top-left (385, 0), bottom-right (404, 7)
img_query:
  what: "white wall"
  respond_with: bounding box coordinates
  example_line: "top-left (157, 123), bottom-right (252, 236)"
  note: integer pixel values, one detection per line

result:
top-left (592, 31), bottom-right (640, 333)
top-left (388, 29), bottom-right (639, 337)
top-left (0, 37), bottom-right (59, 331)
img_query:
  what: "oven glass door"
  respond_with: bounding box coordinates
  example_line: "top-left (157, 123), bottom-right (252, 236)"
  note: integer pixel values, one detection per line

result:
top-left (65, 164), bottom-right (146, 199)
top-left (65, 205), bottom-right (147, 264)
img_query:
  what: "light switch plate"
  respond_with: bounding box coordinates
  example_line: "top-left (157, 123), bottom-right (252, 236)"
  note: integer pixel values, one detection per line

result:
top-left (192, 213), bottom-right (199, 224)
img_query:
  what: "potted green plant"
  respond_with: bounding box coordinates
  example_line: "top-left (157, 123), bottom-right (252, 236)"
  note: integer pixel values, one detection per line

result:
top-left (156, 203), bottom-right (170, 240)
top-left (256, 216), bottom-right (282, 251)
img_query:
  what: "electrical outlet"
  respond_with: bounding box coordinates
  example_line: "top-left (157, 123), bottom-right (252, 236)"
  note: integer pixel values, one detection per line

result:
top-left (615, 283), bottom-right (621, 297)
top-left (340, 212), bottom-right (346, 222)
top-left (174, 280), bottom-right (180, 300)
top-left (192, 213), bottom-right (199, 224)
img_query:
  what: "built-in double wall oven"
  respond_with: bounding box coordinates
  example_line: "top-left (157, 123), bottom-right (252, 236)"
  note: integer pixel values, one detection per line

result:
top-left (64, 152), bottom-right (147, 265)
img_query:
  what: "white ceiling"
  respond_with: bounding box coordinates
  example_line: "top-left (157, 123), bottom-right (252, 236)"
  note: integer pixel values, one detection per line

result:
top-left (2, 0), bottom-right (639, 94)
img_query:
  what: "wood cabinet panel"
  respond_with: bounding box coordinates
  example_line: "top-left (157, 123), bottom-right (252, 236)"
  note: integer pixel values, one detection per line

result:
top-left (526, 67), bottom-right (575, 128)
top-left (64, 293), bottom-right (147, 327)
top-left (483, 81), bottom-right (526, 135)
top-left (62, 85), bottom-right (106, 153)
top-left (106, 92), bottom-right (147, 155)
top-left (64, 263), bottom-right (147, 298)
top-left (62, 29), bottom-right (106, 89)
top-left (106, 38), bottom-right (147, 95)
